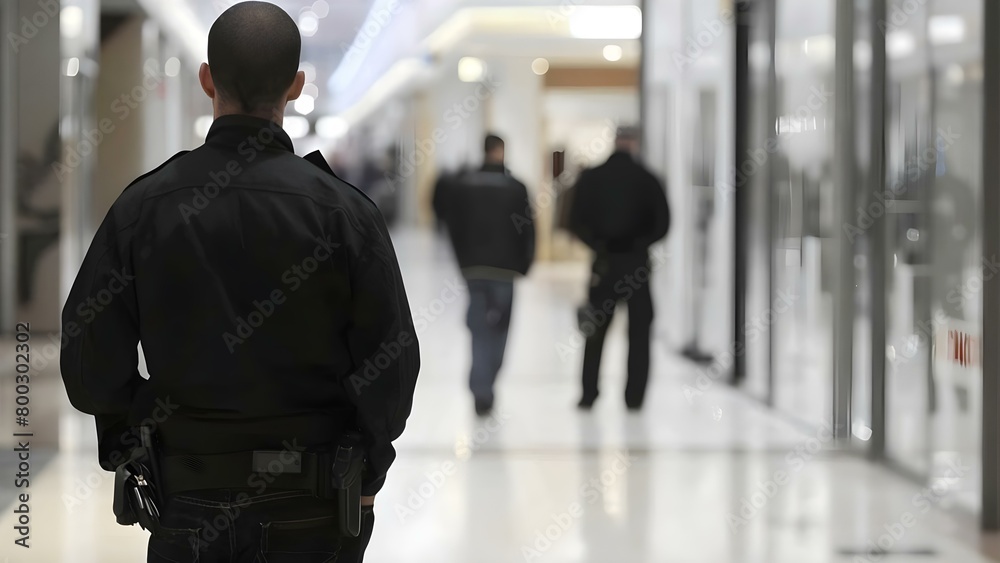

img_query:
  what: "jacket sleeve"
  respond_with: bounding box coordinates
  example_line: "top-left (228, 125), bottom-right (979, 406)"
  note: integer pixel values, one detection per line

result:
top-left (519, 182), bottom-right (536, 274)
top-left (342, 206), bottom-right (420, 496)
top-left (431, 174), bottom-right (451, 228)
top-left (568, 170), bottom-right (599, 250)
top-left (638, 174), bottom-right (671, 248)
top-left (60, 208), bottom-right (145, 469)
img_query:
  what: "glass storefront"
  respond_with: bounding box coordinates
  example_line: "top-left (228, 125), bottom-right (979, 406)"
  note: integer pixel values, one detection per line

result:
top-left (732, 0), bottom-right (986, 514)
top-left (645, 0), bottom-right (991, 523)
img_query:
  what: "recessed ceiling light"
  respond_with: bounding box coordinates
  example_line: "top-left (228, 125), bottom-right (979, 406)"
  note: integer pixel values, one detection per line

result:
top-left (603, 45), bottom-right (623, 62)
top-left (531, 58), bottom-right (549, 75)
top-left (569, 6), bottom-right (642, 39)
top-left (458, 57), bottom-right (486, 82)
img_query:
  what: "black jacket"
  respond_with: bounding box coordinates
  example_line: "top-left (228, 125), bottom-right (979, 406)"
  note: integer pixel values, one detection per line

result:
top-left (59, 115), bottom-right (419, 496)
top-left (433, 163), bottom-right (535, 279)
top-left (568, 152), bottom-right (671, 254)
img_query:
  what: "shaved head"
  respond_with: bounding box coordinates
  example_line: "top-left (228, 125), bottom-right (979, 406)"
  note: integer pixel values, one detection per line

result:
top-left (207, 1), bottom-right (302, 114)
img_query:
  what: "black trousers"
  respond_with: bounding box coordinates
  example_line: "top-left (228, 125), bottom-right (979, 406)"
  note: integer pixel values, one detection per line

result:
top-left (147, 489), bottom-right (374, 562)
top-left (580, 252), bottom-right (654, 407)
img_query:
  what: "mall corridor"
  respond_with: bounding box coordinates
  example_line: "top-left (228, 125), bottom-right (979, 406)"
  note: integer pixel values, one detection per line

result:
top-left (0, 229), bottom-right (994, 562)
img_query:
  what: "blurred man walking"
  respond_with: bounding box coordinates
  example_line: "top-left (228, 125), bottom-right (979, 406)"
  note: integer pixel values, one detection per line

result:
top-left (434, 134), bottom-right (535, 416)
top-left (569, 126), bottom-right (670, 411)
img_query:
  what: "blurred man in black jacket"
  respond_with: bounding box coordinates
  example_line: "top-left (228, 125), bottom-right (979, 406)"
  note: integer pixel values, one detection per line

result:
top-left (569, 126), bottom-right (670, 411)
top-left (434, 134), bottom-right (535, 416)
top-left (60, 3), bottom-right (418, 561)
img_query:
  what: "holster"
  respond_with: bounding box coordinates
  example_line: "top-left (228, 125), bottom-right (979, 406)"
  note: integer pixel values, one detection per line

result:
top-left (112, 426), bottom-right (163, 533)
top-left (328, 431), bottom-right (366, 537)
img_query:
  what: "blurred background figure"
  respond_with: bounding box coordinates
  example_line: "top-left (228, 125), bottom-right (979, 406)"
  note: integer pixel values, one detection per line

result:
top-left (568, 126), bottom-right (670, 411)
top-left (433, 134), bottom-right (535, 416)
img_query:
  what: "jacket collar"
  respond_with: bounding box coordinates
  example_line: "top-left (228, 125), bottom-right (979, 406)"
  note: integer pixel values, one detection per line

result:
top-left (481, 162), bottom-right (507, 174)
top-left (205, 114), bottom-right (295, 153)
top-left (608, 151), bottom-right (634, 163)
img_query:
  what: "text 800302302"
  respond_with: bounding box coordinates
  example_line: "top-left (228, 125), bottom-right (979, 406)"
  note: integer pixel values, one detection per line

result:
top-left (13, 322), bottom-right (32, 548)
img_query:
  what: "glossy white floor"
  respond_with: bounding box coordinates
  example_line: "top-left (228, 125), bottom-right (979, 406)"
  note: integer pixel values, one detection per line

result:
top-left (0, 229), bottom-right (995, 562)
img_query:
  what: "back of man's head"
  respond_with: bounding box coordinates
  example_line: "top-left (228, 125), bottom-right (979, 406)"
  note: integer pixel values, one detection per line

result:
top-left (208, 1), bottom-right (301, 114)
top-left (485, 134), bottom-right (504, 154)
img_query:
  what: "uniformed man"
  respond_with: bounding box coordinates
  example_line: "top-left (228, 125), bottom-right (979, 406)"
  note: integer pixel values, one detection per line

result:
top-left (433, 134), bottom-right (535, 416)
top-left (568, 126), bottom-right (670, 411)
top-left (59, 2), bottom-right (419, 561)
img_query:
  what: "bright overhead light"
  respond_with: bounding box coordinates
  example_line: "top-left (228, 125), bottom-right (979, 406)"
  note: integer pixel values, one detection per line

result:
top-left (929, 15), bottom-right (965, 45)
top-left (803, 34), bottom-right (835, 63)
top-left (531, 58), bottom-right (549, 75)
top-left (194, 115), bottom-right (214, 139)
top-left (61, 6), bottom-right (84, 39)
top-left (164, 57), bottom-right (181, 77)
top-left (569, 6), bottom-right (642, 39)
top-left (299, 11), bottom-right (319, 37)
top-left (458, 57), bottom-right (486, 82)
top-left (302, 83), bottom-right (319, 99)
top-left (316, 116), bottom-right (350, 139)
top-left (311, 0), bottom-right (330, 19)
top-left (284, 116), bottom-right (310, 139)
top-left (294, 94), bottom-right (315, 115)
top-left (301, 62), bottom-right (317, 83)
top-left (887, 30), bottom-right (916, 59)
top-left (66, 57), bottom-right (80, 77)
top-left (603, 44), bottom-right (623, 62)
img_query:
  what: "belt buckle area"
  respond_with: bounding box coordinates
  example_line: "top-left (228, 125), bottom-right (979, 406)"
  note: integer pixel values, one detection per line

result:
top-left (252, 450), bottom-right (302, 474)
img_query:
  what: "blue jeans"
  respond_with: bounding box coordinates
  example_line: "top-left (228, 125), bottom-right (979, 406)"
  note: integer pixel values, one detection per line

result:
top-left (146, 489), bottom-right (374, 562)
top-left (465, 279), bottom-right (514, 404)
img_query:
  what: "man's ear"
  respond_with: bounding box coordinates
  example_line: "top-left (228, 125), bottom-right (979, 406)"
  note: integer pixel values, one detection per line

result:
top-left (285, 70), bottom-right (306, 102)
top-left (199, 63), bottom-right (216, 100)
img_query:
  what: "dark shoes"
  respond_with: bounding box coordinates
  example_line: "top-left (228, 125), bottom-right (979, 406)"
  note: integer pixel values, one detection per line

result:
top-left (577, 393), bottom-right (643, 411)
top-left (577, 393), bottom-right (598, 411)
top-left (475, 398), bottom-right (494, 417)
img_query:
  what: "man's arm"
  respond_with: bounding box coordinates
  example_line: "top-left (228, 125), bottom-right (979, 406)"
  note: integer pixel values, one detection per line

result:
top-left (60, 209), bottom-right (144, 469)
top-left (342, 206), bottom-right (420, 497)
top-left (638, 173), bottom-right (671, 248)
top-left (567, 170), bottom-right (598, 250)
top-left (518, 182), bottom-right (536, 274)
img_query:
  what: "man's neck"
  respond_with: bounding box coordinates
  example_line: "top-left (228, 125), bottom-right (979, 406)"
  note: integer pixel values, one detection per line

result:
top-left (214, 107), bottom-right (284, 127)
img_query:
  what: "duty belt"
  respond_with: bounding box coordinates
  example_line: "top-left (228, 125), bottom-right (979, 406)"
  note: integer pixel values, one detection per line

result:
top-left (158, 446), bottom-right (361, 499)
